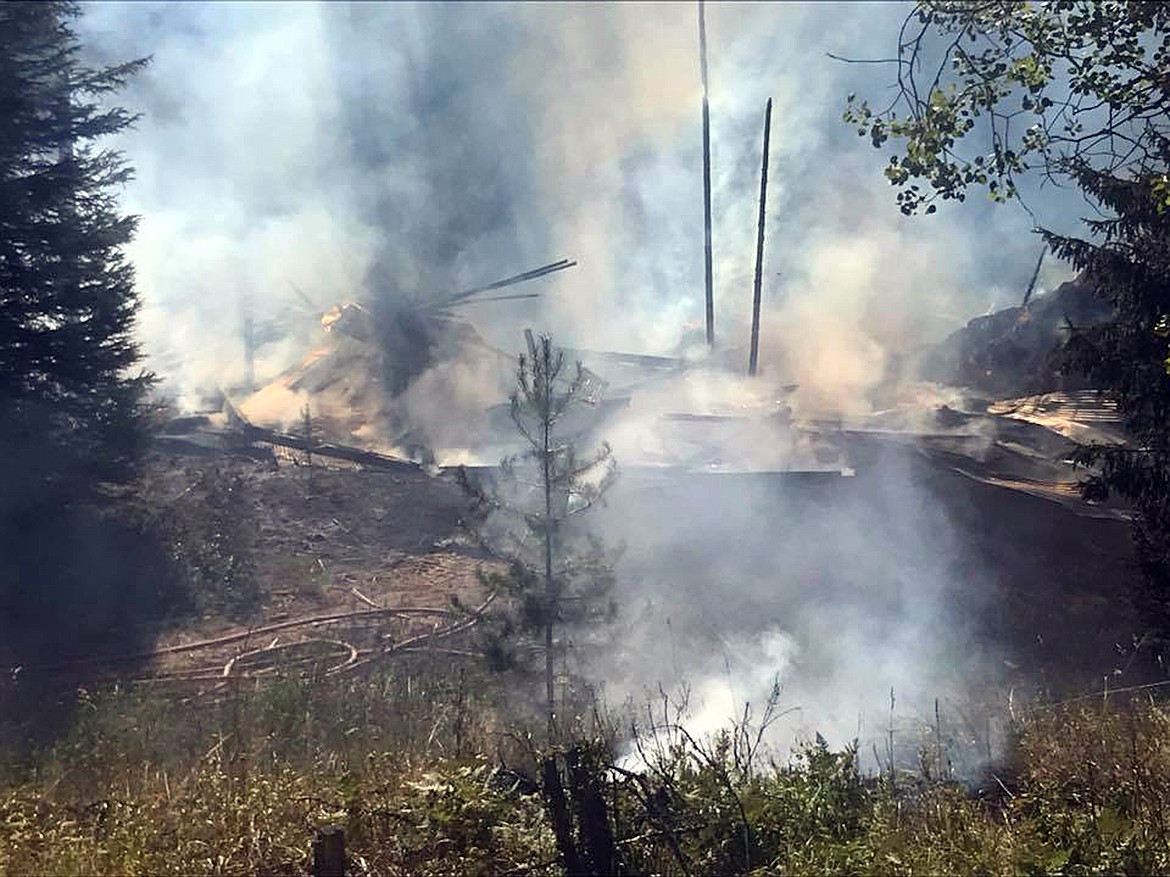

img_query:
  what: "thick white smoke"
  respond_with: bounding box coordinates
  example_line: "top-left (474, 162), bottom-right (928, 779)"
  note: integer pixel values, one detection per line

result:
top-left (76, 1), bottom-right (1096, 763)
top-left (78, 1), bottom-right (1075, 396)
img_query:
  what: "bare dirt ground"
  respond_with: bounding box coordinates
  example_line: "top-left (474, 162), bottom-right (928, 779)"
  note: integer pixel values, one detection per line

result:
top-left (12, 432), bottom-right (1150, 707)
top-left (14, 449), bottom-right (498, 695)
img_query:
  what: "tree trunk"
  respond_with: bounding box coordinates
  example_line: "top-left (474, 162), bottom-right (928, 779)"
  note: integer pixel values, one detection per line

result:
top-left (567, 745), bottom-right (619, 875)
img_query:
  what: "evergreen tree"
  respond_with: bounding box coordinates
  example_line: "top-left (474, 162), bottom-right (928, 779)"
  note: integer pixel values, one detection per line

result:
top-left (461, 334), bottom-right (618, 741)
top-left (1045, 164), bottom-right (1170, 639)
top-left (0, 1), bottom-right (151, 507)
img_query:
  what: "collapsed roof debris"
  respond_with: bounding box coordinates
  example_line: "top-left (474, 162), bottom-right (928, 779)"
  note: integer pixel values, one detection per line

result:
top-left (157, 225), bottom-right (1133, 528)
top-left (223, 259), bottom-right (578, 458)
top-left (158, 399), bottom-right (421, 472)
top-left (172, 322), bottom-right (1123, 525)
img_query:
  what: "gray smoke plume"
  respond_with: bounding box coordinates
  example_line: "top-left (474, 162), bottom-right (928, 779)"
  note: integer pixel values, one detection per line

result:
top-left (76, 1), bottom-right (1108, 764)
top-left (77, 1), bottom-right (1077, 392)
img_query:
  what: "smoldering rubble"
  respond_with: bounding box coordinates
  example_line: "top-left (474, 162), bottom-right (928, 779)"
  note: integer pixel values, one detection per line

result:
top-left (74, 1), bottom-right (1145, 766)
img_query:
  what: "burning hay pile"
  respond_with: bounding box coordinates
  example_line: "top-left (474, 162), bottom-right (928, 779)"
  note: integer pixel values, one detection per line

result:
top-left (233, 260), bottom-right (576, 463)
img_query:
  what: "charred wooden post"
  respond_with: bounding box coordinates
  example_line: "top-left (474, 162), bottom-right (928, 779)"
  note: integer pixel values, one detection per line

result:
top-left (542, 754), bottom-right (585, 875)
top-left (243, 314), bottom-right (255, 391)
top-left (241, 311), bottom-right (255, 390)
top-left (300, 403), bottom-right (316, 475)
top-left (699, 0), bottom-right (715, 349)
top-left (566, 746), bottom-right (619, 875)
top-left (311, 825), bottom-right (345, 877)
top-left (1021, 244), bottom-right (1046, 308)
top-left (749, 98), bottom-right (772, 377)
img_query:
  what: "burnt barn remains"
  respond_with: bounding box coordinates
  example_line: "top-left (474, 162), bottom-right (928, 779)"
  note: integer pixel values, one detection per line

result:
top-left (41, 9), bottom-right (1148, 717)
top-left (147, 242), bottom-right (1143, 706)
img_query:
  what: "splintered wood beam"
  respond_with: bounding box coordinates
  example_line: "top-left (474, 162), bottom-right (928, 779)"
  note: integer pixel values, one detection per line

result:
top-left (564, 348), bottom-right (685, 369)
top-left (749, 97), bottom-right (772, 378)
top-left (237, 423), bottom-right (420, 471)
top-left (442, 292), bottom-right (542, 309)
top-left (437, 258), bottom-right (577, 308)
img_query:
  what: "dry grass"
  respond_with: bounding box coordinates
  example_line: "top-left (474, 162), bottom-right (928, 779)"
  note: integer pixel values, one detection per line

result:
top-left (6, 674), bottom-right (1170, 875)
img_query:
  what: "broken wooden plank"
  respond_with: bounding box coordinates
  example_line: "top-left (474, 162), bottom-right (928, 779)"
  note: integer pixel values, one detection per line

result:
top-left (435, 259), bottom-right (577, 309)
top-left (236, 424), bottom-right (420, 471)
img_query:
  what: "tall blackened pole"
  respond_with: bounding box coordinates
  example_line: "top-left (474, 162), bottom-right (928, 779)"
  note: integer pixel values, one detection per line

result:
top-left (1021, 244), bottom-right (1046, 308)
top-left (243, 313), bottom-right (255, 391)
top-left (749, 98), bottom-right (772, 377)
top-left (699, 0), bottom-right (715, 349)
